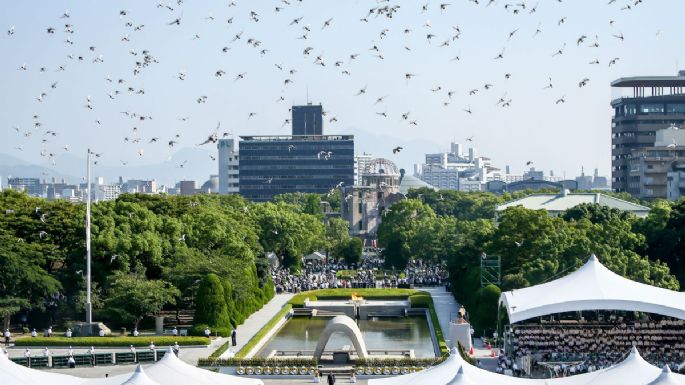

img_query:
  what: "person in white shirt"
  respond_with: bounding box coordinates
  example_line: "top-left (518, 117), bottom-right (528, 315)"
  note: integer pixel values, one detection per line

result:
top-left (31, 329), bottom-right (37, 338)
top-left (173, 341), bottom-right (180, 356)
top-left (172, 327), bottom-right (178, 337)
top-left (65, 328), bottom-right (72, 338)
top-left (88, 346), bottom-right (96, 367)
top-left (129, 345), bottom-right (136, 353)
top-left (67, 346), bottom-right (74, 357)
top-left (204, 327), bottom-right (211, 337)
top-left (149, 341), bottom-right (155, 351)
top-left (132, 328), bottom-right (139, 337)
top-left (98, 329), bottom-right (105, 337)
top-left (67, 356), bottom-right (76, 368)
top-left (4, 329), bottom-right (10, 346)
top-left (47, 326), bottom-right (52, 337)
top-left (24, 348), bottom-right (31, 367)
top-left (43, 347), bottom-right (50, 357)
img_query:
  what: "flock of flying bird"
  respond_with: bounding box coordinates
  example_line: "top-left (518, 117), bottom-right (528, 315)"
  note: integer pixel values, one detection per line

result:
top-left (3, 0), bottom-right (654, 177)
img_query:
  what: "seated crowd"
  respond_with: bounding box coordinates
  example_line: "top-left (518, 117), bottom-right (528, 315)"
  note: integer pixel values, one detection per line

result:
top-left (507, 313), bottom-right (685, 375)
top-left (271, 254), bottom-right (448, 293)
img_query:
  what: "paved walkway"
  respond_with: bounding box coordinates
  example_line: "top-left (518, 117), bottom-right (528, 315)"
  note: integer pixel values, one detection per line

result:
top-left (220, 293), bottom-right (294, 358)
top-left (423, 287), bottom-right (460, 338)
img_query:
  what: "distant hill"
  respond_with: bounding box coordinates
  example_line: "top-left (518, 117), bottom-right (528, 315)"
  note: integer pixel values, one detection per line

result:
top-left (0, 147), bottom-right (216, 187)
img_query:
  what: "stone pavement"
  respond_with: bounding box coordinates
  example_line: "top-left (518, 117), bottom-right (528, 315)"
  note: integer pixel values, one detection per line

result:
top-left (423, 286), bottom-right (498, 371)
top-left (220, 292), bottom-right (294, 358)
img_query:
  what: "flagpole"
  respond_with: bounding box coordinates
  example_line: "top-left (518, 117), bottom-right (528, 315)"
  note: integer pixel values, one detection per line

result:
top-left (86, 149), bottom-right (92, 324)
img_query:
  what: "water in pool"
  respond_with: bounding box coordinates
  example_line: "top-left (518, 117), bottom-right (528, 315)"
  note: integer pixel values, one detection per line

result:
top-left (257, 315), bottom-right (435, 358)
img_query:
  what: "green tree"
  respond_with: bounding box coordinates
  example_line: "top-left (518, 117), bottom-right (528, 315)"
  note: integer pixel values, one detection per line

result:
top-left (337, 237), bottom-right (363, 265)
top-left (377, 199), bottom-right (438, 269)
top-left (194, 274), bottom-right (231, 332)
top-left (470, 284), bottom-right (501, 336)
top-left (104, 273), bottom-right (179, 329)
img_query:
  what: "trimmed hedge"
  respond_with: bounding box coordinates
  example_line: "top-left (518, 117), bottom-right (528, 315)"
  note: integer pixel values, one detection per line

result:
top-left (234, 304), bottom-right (292, 358)
top-left (409, 293), bottom-right (448, 354)
top-left (190, 324), bottom-right (232, 338)
top-left (289, 288), bottom-right (420, 308)
top-left (14, 336), bottom-right (210, 347)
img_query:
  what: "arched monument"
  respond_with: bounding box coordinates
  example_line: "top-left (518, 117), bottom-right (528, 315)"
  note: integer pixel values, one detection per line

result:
top-left (313, 315), bottom-right (368, 360)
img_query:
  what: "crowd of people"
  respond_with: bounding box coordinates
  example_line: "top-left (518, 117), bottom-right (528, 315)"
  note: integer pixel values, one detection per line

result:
top-left (271, 252), bottom-right (448, 294)
top-left (507, 318), bottom-right (685, 375)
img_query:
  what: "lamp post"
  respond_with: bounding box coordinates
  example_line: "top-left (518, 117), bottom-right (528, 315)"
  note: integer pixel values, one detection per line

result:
top-left (85, 149), bottom-right (92, 324)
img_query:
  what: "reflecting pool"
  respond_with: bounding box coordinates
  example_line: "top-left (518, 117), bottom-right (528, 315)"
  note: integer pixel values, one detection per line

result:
top-left (257, 315), bottom-right (435, 358)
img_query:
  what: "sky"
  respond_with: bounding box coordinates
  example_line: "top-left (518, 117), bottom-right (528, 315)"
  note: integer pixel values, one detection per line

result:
top-left (1, 0), bottom-right (684, 183)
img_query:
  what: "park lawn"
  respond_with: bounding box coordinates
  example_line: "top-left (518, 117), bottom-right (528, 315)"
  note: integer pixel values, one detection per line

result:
top-left (14, 336), bottom-right (210, 347)
top-left (289, 288), bottom-right (421, 307)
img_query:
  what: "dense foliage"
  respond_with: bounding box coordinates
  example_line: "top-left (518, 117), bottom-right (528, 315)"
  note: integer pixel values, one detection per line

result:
top-left (0, 191), bottom-right (328, 331)
top-left (381, 187), bottom-right (682, 335)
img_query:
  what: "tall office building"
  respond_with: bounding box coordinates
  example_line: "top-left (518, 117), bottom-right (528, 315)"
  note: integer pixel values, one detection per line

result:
top-left (239, 135), bottom-right (354, 201)
top-left (611, 71), bottom-right (685, 193)
top-left (217, 138), bottom-right (239, 194)
top-left (292, 104), bottom-right (323, 136)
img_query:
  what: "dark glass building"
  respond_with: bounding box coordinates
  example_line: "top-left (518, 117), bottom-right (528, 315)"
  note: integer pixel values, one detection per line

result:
top-left (292, 104), bottom-right (323, 136)
top-left (238, 135), bottom-right (354, 202)
top-left (611, 71), bottom-right (685, 193)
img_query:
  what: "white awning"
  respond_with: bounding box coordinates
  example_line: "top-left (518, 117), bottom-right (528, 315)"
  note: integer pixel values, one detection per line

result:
top-left (304, 251), bottom-right (326, 261)
top-left (499, 254), bottom-right (685, 324)
top-left (369, 347), bottom-right (685, 385)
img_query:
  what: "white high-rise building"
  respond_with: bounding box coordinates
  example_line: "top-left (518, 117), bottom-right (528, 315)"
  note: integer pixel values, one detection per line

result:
top-left (218, 138), bottom-right (239, 194)
top-left (354, 154), bottom-right (374, 185)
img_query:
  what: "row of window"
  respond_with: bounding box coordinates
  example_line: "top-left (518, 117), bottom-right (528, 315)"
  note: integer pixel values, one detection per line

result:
top-left (615, 104), bottom-right (685, 116)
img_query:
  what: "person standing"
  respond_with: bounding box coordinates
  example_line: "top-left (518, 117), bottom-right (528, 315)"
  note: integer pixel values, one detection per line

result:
top-left (173, 341), bottom-right (180, 356)
top-left (204, 327), bottom-right (211, 338)
top-left (172, 327), bottom-right (178, 337)
top-left (31, 329), bottom-right (37, 338)
top-left (67, 346), bottom-right (74, 357)
top-left (231, 329), bottom-right (237, 347)
top-left (67, 355), bottom-right (76, 368)
top-left (24, 348), bottom-right (31, 368)
top-left (4, 329), bottom-right (10, 346)
top-left (47, 326), bottom-right (53, 337)
top-left (89, 346), bottom-right (96, 367)
top-left (327, 372), bottom-right (336, 385)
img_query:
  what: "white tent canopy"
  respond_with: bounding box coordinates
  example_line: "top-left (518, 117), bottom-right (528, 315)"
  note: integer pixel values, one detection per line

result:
top-left (0, 349), bottom-right (84, 385)
top-left (303, 251), bottom-right (326, 261)
top-left (369, 347), bottom-right (685, 385)
top-left (499, 254), bottom-right (685, 324)
top-left (1, 347), bottom-right (263, 385)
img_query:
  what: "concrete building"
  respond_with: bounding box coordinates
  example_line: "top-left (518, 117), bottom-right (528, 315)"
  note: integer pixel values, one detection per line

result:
top-left (667, 161), bottom-right (685, 201)
top-left (122, 179), bottom-right (157, 194)
top-left (611, 71), bottom-right (685, 193)
top-left (292, 104), bottom-right (323, 136)
top-left (238, 103), bottom-right (353, 202)
top-left (341, 158), bottom-right (403, 239)
top-left (200, 175), bottom-right (219, 194)
top-left (7, 177), bottom-right (42, 196)
top-left (239, 134), bottom-right (354, 201)
top-left (94, 177), bottom-right (121, 202)
top-left (496, 190), bottom-right (650, 220)
top-left (178, 180), bottom-right (199, 196)
top-left (627, 124), bottom-right (685, 200)
top-left (354, 154), bottom-right (374, 186)
top-left (217, 138), bottom-right (239, 194)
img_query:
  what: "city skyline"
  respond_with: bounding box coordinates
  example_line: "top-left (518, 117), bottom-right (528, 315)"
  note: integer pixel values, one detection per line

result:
top-left (1, 1), bottom-right (683, 180)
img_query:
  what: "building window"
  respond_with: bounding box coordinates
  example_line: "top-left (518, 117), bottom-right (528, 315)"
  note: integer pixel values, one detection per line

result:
top-left (358, 202), bottom-right (363, 214)
top-left (358, 221), bottom-right (363, 231)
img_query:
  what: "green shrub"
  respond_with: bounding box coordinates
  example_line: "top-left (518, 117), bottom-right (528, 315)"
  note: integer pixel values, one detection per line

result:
top-left (470, 284), bottom-right (501, 337)
top-left (15, 336), bottom-right (210, 347)
top-left (408, 293), bottom-right (431, 308)
top-left (195, 274), bottom-right (232, 332)
top-left (190, 324), bottom-right (233, 338)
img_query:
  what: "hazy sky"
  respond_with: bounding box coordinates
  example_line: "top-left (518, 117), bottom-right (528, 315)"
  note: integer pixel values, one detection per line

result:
top-left (1, 0), bottom-right (683, 180)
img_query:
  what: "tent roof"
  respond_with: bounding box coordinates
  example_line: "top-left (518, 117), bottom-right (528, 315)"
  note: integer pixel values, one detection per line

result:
top-left (495, 193), bottom-right (650, 216)
top-left (0, 349), bottom-right (86, 385)
top-left (369, 347), bottom-right (685, 385)
top-left (499, 255), bottom-right (685, 324)
top-left (120, 366), bottom-right (160, 385)
top-left (304, 251), bottom-right (326, 260)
